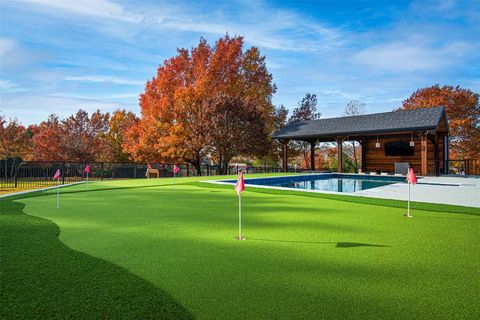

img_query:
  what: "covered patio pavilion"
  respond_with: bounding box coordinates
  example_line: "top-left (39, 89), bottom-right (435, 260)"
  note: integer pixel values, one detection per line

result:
top-left (273, 106), bottom-right (449, 176)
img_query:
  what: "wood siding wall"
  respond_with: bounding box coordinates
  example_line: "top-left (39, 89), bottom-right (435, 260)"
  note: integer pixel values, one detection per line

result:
top-left (363, 133), bottom-right (445, 175)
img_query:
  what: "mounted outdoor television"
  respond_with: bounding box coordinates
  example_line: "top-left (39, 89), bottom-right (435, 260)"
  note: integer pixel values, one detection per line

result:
top-left (384, 141), bottom-right (414, 156)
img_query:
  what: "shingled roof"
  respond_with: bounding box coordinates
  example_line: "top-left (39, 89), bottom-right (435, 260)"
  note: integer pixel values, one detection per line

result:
top-left (273, 106), bottom-right (447, 140)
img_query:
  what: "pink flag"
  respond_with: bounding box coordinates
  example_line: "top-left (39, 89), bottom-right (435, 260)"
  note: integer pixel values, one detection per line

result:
top-left (234, 172), bottom-right (245, 195)
top-left (406, 167), bottom-right (417, 185)
top-left (84, 165), bottom-right (91, 174)
top-left (147, 163), bottom-right (152, 170)
top-left (53, 169), bottom-right (61, 180)
top-left (173, 165), bottom-right (180, 174)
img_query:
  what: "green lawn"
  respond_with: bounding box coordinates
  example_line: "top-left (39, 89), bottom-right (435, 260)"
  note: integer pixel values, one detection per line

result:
top-left (1, 176), bottom-right (479, 319)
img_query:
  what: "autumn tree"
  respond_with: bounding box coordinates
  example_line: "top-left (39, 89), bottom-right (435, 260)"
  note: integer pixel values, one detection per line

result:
top-left (31, 114), bottom-right (64, 161)
top-left (402, 85), bottom-right (480, 158)
top-left (208, 95), bottom-right (270, 174)
top-left (274, 105), bottom-right (289, 132)
top-left (60, 109), bottom-right (110, 162)
top-left (267, 105), bottom-right (289, 165)
top-left (288, 93), bottom-right (321, 168)
top-left (342, 100), bottom-right (366, 172)
top-left (205, 36), bottom-right (275, 173)
top-left (289, 93), bottom-right (321, 123)
top-left (125, 40), bottom-right (212, 169)
top-left (103, 109), bottom-right (138, 162)
top-left (128, 35), bottom-right (276, 174)
top-left (0, 115), bottom-right (33, 161)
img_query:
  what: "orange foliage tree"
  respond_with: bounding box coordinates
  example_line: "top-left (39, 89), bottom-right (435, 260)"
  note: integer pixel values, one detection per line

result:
top-left (61, 110), bottom-right (110, 162)
top-left (32, 110), bottom-right (110, 162)
top-left (125, 35), bottom-right (276, 174)
top-left (402, 85), bottom-right (480, 158)
top-left (103, 109), bottom-right (138, 162)
top-left (31, 115), bottom-right (64, 161)
top-left (0, 115), bottom-right (33, 161)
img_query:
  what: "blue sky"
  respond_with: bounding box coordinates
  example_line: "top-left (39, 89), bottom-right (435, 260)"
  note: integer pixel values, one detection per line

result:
top-left (0, 0), bottom-right (479, 125)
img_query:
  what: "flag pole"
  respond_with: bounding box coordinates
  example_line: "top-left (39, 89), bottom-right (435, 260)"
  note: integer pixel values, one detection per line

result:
top-left (56, 182), bottom-right (60, 209)
top-left (173, 171), bottom-right (176, 189)
top-left (407, 181), bottom-right (411, 218)
top-left (234, 170), bottom-right (245, 240)
top-left (238, 193), bottom-right (242, 240)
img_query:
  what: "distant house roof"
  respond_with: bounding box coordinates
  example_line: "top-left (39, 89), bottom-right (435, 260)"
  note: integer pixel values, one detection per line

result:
top-left (273, 106), bottom-right (447, 141)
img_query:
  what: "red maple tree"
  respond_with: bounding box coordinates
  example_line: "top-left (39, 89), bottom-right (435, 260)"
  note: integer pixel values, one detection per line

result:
top-left (402, 84), bottom-right (480, 158)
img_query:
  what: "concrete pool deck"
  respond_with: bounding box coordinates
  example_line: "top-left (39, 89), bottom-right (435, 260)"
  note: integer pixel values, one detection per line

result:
top-left (356, 175), bottom-right (480, 208)
top-left (207, 174), bottom-right (480, 208)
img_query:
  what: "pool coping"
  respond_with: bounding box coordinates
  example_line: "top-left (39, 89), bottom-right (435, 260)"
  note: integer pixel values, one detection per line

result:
top-left (202, 173), bottom-right (408, 197)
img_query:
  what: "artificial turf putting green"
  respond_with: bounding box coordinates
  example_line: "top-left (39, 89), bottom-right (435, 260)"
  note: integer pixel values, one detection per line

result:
top-left (1, 176), bottom-right (479, 319)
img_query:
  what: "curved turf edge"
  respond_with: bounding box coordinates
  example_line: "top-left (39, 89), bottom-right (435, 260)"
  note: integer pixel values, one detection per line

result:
top-left (0, 198), bottom-right (194, 320)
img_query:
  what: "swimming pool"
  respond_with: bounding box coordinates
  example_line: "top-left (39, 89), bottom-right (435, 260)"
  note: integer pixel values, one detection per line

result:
top-left (221, 174), bottom-right (407, 193)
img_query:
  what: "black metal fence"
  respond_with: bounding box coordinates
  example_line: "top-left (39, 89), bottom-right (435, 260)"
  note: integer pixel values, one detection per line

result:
top-left (0, 160), bottom-right (283, 189)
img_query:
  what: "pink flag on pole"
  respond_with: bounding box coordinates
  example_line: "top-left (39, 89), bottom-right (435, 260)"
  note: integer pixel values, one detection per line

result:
top-left (234, 172), bottom-right (245, 195)
top-left (147, 163), bottom-right (152, 170)
top-left (406, 167), bottom-right (417, 185)
top-left (173, 165), bottom-right (180, 174)
top-left (84, 165), bottom-right (91, 174)
top-left (53, 169), bottom-right (61, 180)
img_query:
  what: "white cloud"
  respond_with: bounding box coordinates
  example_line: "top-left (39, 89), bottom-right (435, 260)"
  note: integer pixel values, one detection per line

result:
top-left (107, 93), bottom-right (140, 99)
top-left (0, 93), bottom-right (138, 125)
top-left (352, 40), bottom-right (471, 73)
top-left (19, 0), bottom-right (140, 22)
top-left (13, 0), bottom-right (344, 53)
top-left (0, 80), bottom-right (26, 93)
top-left (64, 75), bottom-right (144, 86)
top-left (0, 37), bottom-right (45, 71)
top-left (148, 5), bottom-right (344, 52)
top-left (0, 38), bottom-right (17, 57)
top-left (49, 92), bottom-right (140, 101)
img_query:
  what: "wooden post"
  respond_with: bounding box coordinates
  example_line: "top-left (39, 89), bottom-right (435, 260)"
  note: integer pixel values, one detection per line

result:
top-left (434, 134), bottom-right (439, 176)
top-left (337, 139), bottom-right (343, 173)
top-left (282, 141), bottom-right (288, 172)
top-left (61, 162), bottom-right (65, 185)
top-left (421, 133), bottom-right (427, 176)
top-left (443, 134), bottom-right (450, 174)
top-left (360, 140), bottom-right (367, 173)
top-left (310, 141), bottom-right (315, 171)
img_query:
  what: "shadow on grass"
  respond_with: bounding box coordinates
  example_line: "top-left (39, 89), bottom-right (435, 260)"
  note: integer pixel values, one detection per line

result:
top-left (249, 238), bottom-right (390, 248)
top-left (0, 199), bottom-right (194, 320)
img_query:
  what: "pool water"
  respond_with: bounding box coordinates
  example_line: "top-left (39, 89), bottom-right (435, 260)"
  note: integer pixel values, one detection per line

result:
top-left (225, 174), bottom-right (406, 193)
top-left (270, 178), bottom-right (395, 192)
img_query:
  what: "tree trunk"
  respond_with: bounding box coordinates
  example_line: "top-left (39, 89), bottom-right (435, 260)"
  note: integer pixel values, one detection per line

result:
top-left (352, 142), bottom-right (358, 173)
top-left (194, 159), bottom-right (202, 176)
top-left (219, 161), bottom-right (228, 175)
top-left (185, 157), bottom-right (202, 176)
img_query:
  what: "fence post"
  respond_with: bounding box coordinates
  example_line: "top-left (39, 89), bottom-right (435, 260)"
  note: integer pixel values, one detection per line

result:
top-left (100, 162), bottom-right (104, 180)
top-left (62, 162), bottom-right (65, 185)
top-left (14, 169), bottom-right (18, 188)
top-left (207, 164), bottom-right (210, 176)
top-left (187, 164), bottom-right (190, 176)
top-left (133, 163), bottom-right (137, 179)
